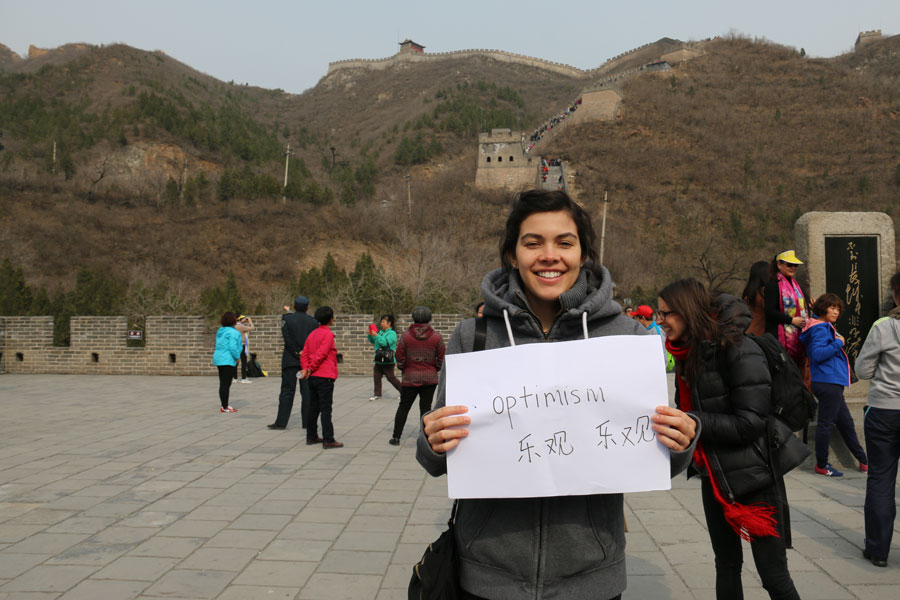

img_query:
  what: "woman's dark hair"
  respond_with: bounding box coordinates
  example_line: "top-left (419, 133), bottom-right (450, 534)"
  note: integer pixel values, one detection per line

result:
top-left (314, 306), bottom-right (334, 325)
top-left (812, 293), bottom-right (844, 317)
top-left (220, 311), bottom-right (237, 327)
top-left (891, 271), bottom-right (900, 294)
top-left (412, 306), bottom-right (432, 324)
top-left (379, 313), bottom-right (395, 329)
top-left (658, 278), bottom-right (723, 382)
top-left (499, 189), bottom-right (600, 276)
top-left (741, 261), bottom-right (769, 309)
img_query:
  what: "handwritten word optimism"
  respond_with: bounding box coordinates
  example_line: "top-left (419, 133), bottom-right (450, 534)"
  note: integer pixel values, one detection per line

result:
top-left (492, 384), bottom-right (606, 430)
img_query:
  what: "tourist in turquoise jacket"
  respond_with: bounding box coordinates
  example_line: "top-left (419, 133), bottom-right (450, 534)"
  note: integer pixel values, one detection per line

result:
top-left (367, 313), bottom-right (401, 400)
top-left (212, 312), bottom-right (243, 413)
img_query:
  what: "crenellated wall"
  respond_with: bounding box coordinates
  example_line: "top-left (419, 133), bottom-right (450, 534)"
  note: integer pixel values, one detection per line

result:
top-left (0, 314), bottom-right (468, 377)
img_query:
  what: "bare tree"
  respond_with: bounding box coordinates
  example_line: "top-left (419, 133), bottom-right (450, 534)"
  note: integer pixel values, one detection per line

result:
top-left (693, 243), bottom-right (743, 292)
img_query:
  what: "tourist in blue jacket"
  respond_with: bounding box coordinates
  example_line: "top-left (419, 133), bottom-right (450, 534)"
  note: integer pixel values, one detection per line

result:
top-left (800, 293), bottom-right (868, 477)
top-left (213, 311), bottom-right (243, 413)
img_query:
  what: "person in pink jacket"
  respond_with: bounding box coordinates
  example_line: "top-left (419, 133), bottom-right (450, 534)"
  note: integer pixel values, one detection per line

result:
top-left (300, 306), bottom-right (343, 449)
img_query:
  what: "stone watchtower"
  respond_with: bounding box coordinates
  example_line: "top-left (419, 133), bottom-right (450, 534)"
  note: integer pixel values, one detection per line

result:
top-left (855, 30), bottom-right (882, 51)
top-left (398, 39), bottom-right (425, 54)
top-left (474, 128), bottom-right (537, 190)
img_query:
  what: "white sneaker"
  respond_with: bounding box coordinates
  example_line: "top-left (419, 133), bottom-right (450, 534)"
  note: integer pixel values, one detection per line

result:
top-left (240, 379), bottom-right (252, 384)
top-left (369, 395), bottom-right (381, 401)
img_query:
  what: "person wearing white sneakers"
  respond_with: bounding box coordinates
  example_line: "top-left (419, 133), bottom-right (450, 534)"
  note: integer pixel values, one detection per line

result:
top-left (213, 311), bottom-right (243, 413)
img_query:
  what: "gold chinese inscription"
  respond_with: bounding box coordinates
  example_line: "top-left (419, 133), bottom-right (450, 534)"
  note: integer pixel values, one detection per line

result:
top-left (843, 241), bottom-right (863, 362)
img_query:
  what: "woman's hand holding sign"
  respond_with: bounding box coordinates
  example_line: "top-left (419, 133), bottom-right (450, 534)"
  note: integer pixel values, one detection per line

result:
top-left (652, 405), bottom-right (696, 451)
top-left (423, 405), bottom-right (470, 454)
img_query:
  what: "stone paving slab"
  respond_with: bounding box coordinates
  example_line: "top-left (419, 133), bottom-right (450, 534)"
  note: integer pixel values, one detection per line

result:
top-left (0, 374), bottom-right (898, 599)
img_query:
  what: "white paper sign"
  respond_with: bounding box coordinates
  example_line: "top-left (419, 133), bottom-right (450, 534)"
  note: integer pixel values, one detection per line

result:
top-left (446, 335), bottom-right (671, 499)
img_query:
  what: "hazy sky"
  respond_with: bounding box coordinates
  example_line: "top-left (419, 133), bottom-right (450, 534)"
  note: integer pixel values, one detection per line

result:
top-left (2, 1), bottom-right (899, 94)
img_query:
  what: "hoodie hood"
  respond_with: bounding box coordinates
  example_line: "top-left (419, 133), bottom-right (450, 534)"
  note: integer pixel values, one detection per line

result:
top-left (480, 264), bottom-right (622, 334)
top-left (800, 315), bottom-right (828, 334)
top-left (712, 293), bottom-right (753, 335)
top-left (408, 323), bottom-right (435, 340)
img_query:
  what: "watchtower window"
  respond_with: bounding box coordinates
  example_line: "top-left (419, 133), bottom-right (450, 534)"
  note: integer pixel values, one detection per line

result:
top-left (509, 156), bottom-right (514, 162)
top-left (486, 156), bottom-right (491, 163)
top-left (498, 156), bottom-right (503, 162)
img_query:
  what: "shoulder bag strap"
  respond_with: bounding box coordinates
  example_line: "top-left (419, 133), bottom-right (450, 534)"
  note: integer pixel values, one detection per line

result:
top-left (473, 316), bottom-right (487, 352)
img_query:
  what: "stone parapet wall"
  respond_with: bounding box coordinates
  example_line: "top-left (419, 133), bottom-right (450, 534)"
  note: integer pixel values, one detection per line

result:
top-left (328, 48), bottom-right (587, 79)
top-left (0, 314), bottom-right (469, 377)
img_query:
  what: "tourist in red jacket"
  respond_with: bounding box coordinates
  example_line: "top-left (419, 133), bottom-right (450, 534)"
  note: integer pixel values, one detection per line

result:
top-left (390, 306), bottom-right (445, 446)
top-left (300, 306), bottom-right (342, 449)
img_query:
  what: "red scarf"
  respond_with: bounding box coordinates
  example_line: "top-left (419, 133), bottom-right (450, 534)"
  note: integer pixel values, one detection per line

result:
top-left (665, 339), bottom-right (779, 542)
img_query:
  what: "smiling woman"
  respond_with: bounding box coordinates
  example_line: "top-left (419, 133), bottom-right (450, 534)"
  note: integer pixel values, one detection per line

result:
top-left (416, 189), bottom-right (699, 600)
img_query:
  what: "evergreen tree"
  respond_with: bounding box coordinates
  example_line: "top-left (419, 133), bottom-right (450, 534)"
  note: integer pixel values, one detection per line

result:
top-left (0, 258), bottom-right (32, 315)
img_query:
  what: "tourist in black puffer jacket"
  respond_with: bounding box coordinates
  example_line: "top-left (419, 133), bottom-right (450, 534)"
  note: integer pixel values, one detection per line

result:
top-left (658, 278), bottom-right (802, 600)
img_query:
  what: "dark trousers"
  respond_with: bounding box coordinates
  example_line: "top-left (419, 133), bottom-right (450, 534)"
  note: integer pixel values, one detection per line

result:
top-left (216, 365), bottom-right (235, 408)
top-left (701, 477), bottom-right (799, 600)
top-left (238, 350), bottom-right (249, 379)
top-left (275, 365), bottom-right (310, 427)
top-left (373, 363), bottom-right (401, 396)
top-left (811, 381), bottom-right (867, 467)
top-left (460, 590), bottom-right (618, 600)
top-left (864, 406), bottom-right (900, 560)
top-left (307, 376), bottom-right (335, 443)
top-left (393, 384), bottom-right (436, 439)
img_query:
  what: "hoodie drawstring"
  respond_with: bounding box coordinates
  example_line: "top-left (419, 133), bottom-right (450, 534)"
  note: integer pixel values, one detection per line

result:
top-left (502, 309), bottom-right (516, 347)
top-left (501, 309), bottom-right (590, 345)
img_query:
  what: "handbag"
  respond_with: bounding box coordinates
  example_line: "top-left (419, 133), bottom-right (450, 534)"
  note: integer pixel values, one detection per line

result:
top-left (375, 347), bottom-right (395, 363)
top-left (409, 500), bottom-right (460, 600)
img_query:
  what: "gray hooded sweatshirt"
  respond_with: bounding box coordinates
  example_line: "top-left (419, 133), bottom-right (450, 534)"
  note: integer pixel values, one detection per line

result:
top-left (855, 307), bottom-right (900, 409)
top-left (416, 266), bottom-right (698, 600)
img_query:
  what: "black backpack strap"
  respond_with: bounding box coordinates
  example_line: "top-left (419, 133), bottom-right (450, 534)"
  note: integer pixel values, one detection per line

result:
top-left (473, 316), bottom-right (487, 352)
top-left (766, 416), bottom-right (792, 548)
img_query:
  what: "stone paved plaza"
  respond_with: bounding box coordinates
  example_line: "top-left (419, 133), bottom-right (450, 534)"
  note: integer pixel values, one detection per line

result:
top-left (0, 374), bottom-right (898, 599)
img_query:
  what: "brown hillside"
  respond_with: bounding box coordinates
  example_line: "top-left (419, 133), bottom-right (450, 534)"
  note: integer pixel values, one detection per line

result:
top-left (1, 36), bottom-right (899, 312)
top-left (549, 36), bottom-right (900, 295)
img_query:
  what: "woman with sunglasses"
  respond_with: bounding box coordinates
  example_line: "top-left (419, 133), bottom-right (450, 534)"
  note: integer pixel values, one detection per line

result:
top-left (658, 278), bottom-right (801, 600)
top-left (417, 190), bottom-right (698, 600)
top-left (764, 251), bottom-right (809, 369)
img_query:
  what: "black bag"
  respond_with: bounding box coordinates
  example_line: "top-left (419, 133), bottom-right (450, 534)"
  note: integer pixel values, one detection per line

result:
top-left (409, 501), bottom-right (460, 600)
top-left (746, 333), bottom-right (817, 432)
top-left (247, 353), bottom-right (266, 378)
top-left (375, 348), bottom-right (395, 363)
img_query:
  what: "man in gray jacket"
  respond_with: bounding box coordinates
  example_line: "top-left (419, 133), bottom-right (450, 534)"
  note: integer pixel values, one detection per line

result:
top-left (856, 271), bottom-right (900, 567)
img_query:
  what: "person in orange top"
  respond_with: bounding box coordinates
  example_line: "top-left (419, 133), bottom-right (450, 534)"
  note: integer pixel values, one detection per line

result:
top-left (300, 306), bottom-right (343, 449)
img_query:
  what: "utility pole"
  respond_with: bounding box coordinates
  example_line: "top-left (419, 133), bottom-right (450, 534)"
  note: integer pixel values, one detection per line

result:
top-left (404, 173), bottom-right (412, 218)
top-left (179, 159), bottom-right (187, 204)
top-left (599, 190), bottom-right (609, 265)
top-left (282, 144), bottom-right (292, 204)
top-left (51, 141), bottom-right (57, 174)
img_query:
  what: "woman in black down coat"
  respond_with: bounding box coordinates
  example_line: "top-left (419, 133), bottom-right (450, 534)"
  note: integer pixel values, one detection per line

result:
top-left (657, 278), bottom-right (802, 600)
